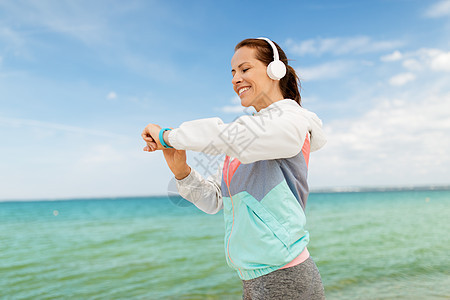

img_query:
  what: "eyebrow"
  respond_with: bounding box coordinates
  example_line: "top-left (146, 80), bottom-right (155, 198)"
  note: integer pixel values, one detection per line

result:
top-left (231, 62), bottom-right (249, 73)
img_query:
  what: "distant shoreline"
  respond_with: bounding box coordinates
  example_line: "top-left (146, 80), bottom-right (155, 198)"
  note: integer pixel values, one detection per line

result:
top-left (310, 184), bottom-right (450, 193)
top-left (1, 184), bottom-right (449, 203)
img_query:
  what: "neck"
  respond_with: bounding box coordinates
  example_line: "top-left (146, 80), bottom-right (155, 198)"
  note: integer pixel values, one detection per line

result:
top-left (254, 90), bottom-right (284, 112)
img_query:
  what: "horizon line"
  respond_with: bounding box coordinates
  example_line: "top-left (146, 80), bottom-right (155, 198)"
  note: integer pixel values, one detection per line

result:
top-left (0, 184), bottom-right (449, 203)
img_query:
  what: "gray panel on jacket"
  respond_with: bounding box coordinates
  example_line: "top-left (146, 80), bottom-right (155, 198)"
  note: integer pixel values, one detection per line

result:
top-left (221, 151), bottom-right (309, 209)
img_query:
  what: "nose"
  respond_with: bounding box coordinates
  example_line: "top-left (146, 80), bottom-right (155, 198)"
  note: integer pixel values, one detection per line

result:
top-left (231, 72), bottom-right (242, 86)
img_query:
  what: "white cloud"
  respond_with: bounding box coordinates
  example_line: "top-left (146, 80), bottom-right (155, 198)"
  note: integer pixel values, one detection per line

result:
top-left (286, 36), bottom-right (403, 56)
top-left (220, 105), bottom-right (246, 113)
top-left (381, 50), bottom-right (403, 62)
top-left (107, 91), bottom-right (117, 100)
top-left (296, 60), bottom-right (354, 81)
top-left (389, 72), bottom-right (416, 86)
top-left (413, 48), bottom-right (450, 72)
top-left (402, 59), bottom-right (422, 71)
top-left (310, 91), bottom-right (450, 188)
top-left (231, 95), bottom-right (240, 104)
top-left (430, 51), bottom-right (450, 71)
top-left (424, 0), bottom-right (450, 18)
top-left (382, 48), bottom-right (450, 86)
top-left (217, 95), bottom-right (257, 114)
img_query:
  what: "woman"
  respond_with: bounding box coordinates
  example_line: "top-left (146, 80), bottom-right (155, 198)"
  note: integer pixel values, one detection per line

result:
top-left (142, 38), bottom-right (327, 299)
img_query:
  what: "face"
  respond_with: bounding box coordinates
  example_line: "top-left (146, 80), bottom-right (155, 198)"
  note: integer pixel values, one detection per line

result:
top-left (231, 46), bottom-right (282, 111)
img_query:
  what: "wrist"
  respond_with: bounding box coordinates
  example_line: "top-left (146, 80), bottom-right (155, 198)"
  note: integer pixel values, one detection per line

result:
top-left (159, 128), bottom-right (173, 148)
top-left (175, 165), bottom-right (191, 180)
top-left (163, 130), bottom-right (172, 148)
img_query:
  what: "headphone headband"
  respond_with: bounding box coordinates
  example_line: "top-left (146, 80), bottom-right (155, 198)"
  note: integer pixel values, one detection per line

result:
top-left (257, 37), bottom-right (280, 61)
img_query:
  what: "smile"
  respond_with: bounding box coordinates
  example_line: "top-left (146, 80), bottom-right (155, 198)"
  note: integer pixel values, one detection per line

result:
top-left (238, 87), bottom-right (250, 95)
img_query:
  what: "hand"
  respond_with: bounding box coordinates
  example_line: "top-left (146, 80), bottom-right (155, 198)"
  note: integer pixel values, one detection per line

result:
top-left (142, 123), bottom-right (164, 152)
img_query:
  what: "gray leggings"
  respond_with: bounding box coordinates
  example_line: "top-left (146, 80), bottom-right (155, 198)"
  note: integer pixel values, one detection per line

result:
top-left (242, 257), bottom-right (325, 300)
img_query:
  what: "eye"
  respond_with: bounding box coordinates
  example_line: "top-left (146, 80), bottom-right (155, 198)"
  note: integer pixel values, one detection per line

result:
top-left (242, 68), bottom-right (250, 73)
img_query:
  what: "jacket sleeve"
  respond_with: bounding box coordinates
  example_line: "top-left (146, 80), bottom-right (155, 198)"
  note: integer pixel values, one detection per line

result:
top-left (168, 105), bottom-right (316, 164)
top-left (175, 161), bottom-right (223, 214)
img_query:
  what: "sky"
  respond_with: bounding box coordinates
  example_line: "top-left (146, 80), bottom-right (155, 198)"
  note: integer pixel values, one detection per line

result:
top-left (0, 0), bottom-right (449, 201)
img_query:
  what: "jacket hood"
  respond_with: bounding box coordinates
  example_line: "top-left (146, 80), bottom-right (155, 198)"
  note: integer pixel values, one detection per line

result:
top-left (299, 106), bottom-right (327, 152)
top-left (260, 99), bottom-right (327, 152)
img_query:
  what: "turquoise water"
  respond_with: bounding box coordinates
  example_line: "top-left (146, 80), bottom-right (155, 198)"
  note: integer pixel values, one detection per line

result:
top-left (1, 190), bottom-right (449, 299)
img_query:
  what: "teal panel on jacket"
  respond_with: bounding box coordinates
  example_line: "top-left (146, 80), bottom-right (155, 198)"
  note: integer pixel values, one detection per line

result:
top-left (229, 192), bottom-right (292, 268)
top-left (222, 180), bottom-right (309, 279)
top-left (260, 179), bottom-right (308, 246)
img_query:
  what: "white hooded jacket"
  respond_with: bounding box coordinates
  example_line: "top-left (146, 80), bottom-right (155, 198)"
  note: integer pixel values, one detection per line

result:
top-left (167, 99), bottom-right (327, 215)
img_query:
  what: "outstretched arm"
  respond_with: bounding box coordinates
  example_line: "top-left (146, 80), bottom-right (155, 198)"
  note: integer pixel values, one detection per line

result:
top-left (142, 125), bottom-right (223, 214)
top-left (161, 148), bottom-right (223, 214)
top-left (162, 148), bottom-right (191, 180)
top-left (175, 162), bottom-right (224, 215)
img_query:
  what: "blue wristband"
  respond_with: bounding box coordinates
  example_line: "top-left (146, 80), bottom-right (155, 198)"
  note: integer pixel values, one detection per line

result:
top-left (159, 128), bottom-right (173, 149)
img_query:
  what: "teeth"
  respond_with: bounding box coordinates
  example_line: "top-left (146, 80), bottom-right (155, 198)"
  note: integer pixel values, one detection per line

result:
top-left (239, 87), bottom-right (250, 95)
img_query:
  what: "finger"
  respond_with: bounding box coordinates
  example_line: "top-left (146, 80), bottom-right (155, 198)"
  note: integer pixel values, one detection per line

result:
top-left (143, 137), bottom-right (155, 143)
top-left (146, 140), bottom-right (157, 148)
top-left (142, 132), bottom-right (154, 140)
top-left (144, 144), bottom-right (157, 152)
top-left (143, 136), bottom-right (156, 143)
top-left (142, 130), bottom-right (153, 138)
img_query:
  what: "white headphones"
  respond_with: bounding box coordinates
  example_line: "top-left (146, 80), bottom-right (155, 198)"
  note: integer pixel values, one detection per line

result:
top-left (257, 37), bottom-right (287, 80)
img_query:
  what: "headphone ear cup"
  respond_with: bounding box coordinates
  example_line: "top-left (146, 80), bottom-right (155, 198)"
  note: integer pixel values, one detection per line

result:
top-left (267, 60), bottom-right (287, 80)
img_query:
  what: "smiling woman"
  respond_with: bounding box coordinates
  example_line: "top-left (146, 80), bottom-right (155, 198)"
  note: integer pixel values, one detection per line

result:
top-left (141, 37), bottom-right (327, 299)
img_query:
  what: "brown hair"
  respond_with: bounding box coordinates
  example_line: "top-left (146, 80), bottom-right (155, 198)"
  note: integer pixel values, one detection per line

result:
top-left (235, 38), bottom-right (301, 105)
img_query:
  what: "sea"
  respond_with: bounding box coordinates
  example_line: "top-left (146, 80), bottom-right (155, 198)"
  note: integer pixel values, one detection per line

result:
top-left (1, 189), bottom-right (449, 299)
